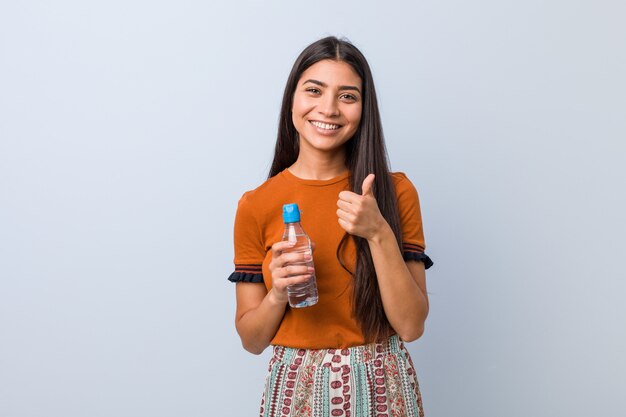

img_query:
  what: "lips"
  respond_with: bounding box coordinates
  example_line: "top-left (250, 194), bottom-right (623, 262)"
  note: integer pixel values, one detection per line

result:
top-left (309, 120), bottom-right (342, 130)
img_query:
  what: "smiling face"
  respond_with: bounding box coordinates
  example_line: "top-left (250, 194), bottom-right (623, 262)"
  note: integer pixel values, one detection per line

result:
top-left (291, 59), bottom-right (363, 155)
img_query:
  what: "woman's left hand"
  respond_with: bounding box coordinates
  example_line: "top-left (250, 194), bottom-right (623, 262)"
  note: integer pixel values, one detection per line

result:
top-left (336, 174), bottom-right (388, 240)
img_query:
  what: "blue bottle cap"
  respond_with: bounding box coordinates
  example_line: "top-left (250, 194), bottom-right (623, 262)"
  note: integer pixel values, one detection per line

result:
top-left (282, 203), bottom-right (301, 223)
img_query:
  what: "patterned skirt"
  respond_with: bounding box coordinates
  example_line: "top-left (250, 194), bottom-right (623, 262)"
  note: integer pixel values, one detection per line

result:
top-left (259, 335), bottom-right (424, 417)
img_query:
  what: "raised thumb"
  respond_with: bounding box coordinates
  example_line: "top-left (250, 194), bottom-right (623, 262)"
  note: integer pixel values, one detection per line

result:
top-left (361, 174), bottom-right (375, 196)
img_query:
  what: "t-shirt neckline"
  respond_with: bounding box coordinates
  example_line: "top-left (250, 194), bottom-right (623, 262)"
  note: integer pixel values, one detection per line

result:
top-left (281, 168), bottom-right (350, 186)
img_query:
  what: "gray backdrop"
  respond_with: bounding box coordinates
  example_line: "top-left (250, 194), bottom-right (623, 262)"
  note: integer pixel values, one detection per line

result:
top-left (1, 1), bottom-right (624, 416)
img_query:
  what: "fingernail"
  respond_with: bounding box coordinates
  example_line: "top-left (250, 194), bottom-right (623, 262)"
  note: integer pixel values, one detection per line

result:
top-left (308, 267), bottom-right (315, 272)
top-left (304, 254), bottom-right (312, 260)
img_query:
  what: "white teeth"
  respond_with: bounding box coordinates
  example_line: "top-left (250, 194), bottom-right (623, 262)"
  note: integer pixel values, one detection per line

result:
top-left (310, 121), bottom-right (340, 130)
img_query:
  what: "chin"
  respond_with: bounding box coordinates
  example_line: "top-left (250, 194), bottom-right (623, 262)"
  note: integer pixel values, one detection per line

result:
top-left (307, 138), bottom-right (350, 153)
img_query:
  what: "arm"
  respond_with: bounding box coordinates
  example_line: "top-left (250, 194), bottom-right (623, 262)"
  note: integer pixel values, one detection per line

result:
top-left (366, 224), bottom-right (429, 342)
top-left (234, 241), bottom-right (314, 354)
top-left (235, 284), bottom-right (287, 355)
top-left (336, 174), bottom-right (429, 342)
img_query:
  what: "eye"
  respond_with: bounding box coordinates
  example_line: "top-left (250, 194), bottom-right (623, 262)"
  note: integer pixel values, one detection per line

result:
top-left (340, 93), bottom-right (358, 102)
top-left (305, 87), bottom-right (321, 95)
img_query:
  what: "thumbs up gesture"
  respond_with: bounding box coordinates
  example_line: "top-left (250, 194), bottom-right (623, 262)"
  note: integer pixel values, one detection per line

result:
top-left (336, 174), bottom-right (387, 240)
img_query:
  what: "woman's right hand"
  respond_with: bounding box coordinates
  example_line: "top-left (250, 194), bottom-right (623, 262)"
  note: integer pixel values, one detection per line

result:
top-left (267, 241), bottom-right (315, 304)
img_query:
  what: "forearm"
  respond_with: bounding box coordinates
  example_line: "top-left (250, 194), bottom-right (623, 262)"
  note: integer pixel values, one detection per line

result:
top-left (236, 290), bottom-right (286, 354)
top-left (367, 224), bottom-right (429, 341)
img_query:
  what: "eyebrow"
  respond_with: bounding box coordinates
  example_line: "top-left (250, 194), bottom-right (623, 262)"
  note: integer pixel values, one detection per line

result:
top-left (302, 79), bottom-right (361, 94)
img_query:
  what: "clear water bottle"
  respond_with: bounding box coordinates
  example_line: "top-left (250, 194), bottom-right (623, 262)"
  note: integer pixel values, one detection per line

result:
top-left (282, 203), bottom-right (318, 308)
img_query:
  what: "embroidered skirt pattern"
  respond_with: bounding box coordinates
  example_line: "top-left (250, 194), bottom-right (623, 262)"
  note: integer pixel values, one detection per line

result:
top-left (259, 335), bottom-right (424, 417)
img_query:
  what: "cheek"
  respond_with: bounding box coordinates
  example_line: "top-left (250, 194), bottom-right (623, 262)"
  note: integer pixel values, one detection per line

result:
top-left (292, 96), bottom-right (314, 116)
top-left (291, 104), bottom-right (310, 134)
top-left (291, 101), bottom-right (302, 127)
top-left (346, 106), bottom-right (363, 128)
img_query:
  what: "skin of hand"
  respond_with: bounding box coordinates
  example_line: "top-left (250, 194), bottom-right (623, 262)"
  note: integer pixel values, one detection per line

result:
top-left (336, 174), bottom-right (386, 240)
top-left (267, 240), bottom-right (315, 304)
top-left (234, 241), bottom-right (317, 354)
top-left (335, 173), bottom-right (429, 342)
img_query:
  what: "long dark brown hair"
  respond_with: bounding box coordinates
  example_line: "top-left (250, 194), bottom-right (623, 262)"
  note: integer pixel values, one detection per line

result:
top-left (268, 36), bottom-right (403, 342)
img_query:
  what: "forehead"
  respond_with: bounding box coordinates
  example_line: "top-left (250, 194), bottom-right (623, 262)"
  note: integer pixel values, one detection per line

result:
top-left (298, 59), bottom-right (362, 88)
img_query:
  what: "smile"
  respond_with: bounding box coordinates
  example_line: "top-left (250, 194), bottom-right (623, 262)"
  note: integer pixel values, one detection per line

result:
top-left (309, 120), bottom-right (342, 130)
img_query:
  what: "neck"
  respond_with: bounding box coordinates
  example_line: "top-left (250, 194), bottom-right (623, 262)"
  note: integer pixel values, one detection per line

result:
top-left (288, 147), bottom-right (348, 181)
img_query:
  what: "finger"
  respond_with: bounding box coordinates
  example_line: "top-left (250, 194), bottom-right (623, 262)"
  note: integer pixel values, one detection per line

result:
top-left (278, 252), bottom-right (312, 267)
top-left (336, 199), bottom-right (354, 213)
top-left (338, 190), bottom-right (360, 203)
top-left (280, 264), bottom-right (314, 278)
top-left (336, 208), bottom-right (356, 224)
top-left (361, 174), bottom-right (375, 196)
top-left (271, 240), bottom-right (297, 256)
top-left (337, 217), bottom-right (352, 233)
top-left (275, 274), bottom-right (313, 289)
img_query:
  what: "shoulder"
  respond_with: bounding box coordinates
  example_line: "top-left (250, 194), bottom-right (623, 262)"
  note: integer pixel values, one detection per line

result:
top-left (389, 171), bottom-right (419, 196)
top-left (237, 173), bottom-right (287, 208)
top-left (390, 171), bottom-right (410, 184)
top-left (235, 173), bottom-right (289, 227)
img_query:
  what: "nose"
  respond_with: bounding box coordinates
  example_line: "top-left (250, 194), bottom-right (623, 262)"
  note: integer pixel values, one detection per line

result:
top-left (318, 94), bottom-right (339, 117)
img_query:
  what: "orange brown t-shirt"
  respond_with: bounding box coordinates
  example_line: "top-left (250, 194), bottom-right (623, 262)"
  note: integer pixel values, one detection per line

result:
top-left (228, 168), bottom-right (433, 349)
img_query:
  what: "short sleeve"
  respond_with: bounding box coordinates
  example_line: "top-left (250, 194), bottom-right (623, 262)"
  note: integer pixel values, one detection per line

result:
top-left (394, 173), bottom-right (434, 269)
top-left (227, 192), bottom-right (266, 283)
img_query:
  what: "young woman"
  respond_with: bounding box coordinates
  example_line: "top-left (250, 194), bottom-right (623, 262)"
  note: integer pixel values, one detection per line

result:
top-left (228, 36), bottom-right (434, 417)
